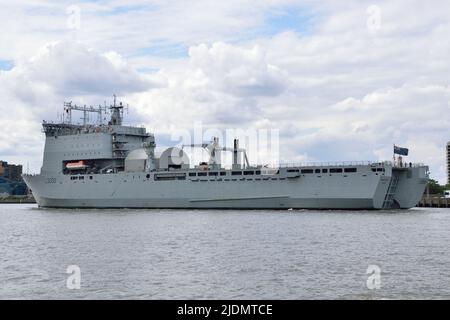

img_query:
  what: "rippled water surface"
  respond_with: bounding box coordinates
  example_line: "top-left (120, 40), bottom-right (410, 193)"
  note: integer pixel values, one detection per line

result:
top-left (1, 204), bottom-right (449, 299)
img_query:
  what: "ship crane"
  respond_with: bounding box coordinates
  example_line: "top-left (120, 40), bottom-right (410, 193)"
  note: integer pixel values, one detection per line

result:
top-left (182, 137), bottom-right (250, 169)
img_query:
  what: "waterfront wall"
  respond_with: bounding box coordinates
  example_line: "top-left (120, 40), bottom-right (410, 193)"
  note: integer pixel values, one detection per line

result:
top-left (0, 196), bottom-right (36, 204)
top-left (417, 196), bottom-right (450, 208)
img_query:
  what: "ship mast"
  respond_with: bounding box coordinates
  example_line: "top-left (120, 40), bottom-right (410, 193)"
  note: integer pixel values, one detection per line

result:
top-left (109, 94), bottom-right (124, 126)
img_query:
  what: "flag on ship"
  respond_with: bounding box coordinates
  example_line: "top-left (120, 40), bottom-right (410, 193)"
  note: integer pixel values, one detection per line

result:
top-left (394, 145), bottom-right (409, 156)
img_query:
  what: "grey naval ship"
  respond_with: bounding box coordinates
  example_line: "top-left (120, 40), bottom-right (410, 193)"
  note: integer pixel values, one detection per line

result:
top-left (23, 98), bottom-right (429, 209)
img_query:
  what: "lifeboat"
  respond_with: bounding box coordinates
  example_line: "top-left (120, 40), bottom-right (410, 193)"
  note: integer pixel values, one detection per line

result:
top-left (66, 161), bottom-right (88, 170)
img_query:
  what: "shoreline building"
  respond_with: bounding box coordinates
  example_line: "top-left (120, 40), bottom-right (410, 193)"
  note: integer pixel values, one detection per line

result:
top-left (0, 161), bottom-right (28, 196)
top-left (447, 141), bottom-right (450, 185)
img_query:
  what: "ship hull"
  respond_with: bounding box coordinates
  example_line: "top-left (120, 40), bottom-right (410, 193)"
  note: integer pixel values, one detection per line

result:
top-left (23, 165), bottom-right (428, 210)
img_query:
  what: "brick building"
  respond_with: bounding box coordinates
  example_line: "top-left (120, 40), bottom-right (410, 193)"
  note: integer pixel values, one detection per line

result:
top-left (0, 161), bottom-right (27, 196)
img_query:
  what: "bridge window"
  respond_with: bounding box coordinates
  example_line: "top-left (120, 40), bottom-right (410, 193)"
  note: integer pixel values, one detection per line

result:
top-left (232, 171), bottom-right (242, 176)
top-left (322, 169), bottom-right (328, 173)
top-left (198, 172), bottom-right (207, 176)
top-left (301, 169), bottom-right (314, 174)
top-left (315, 169), bottom-right (321, 174)
top-left (189, 172), bottom-right (196, 177)
top-left (220, 172), bottom-right (226, 176)
top-left (244, 171), bottom-right (254, 175)
top-left (344, 168), bottom-right (357, 173)
top-left (330, 168), bottom-right (343, 173)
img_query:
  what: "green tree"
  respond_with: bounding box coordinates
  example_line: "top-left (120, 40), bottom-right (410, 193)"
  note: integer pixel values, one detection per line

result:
top-left (427, 179), bottom-right (445, 195)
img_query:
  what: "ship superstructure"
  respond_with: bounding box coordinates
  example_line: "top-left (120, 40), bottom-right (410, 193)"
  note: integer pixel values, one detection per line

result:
top-left (23, 99), bottom-right (429, 209)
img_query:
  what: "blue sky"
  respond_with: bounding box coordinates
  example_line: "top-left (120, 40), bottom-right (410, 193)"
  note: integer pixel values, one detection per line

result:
top-left (0, 60), bottom-right (14, 71)
top-left (0, 0), bottom-right (449, 183)
top-left (261, 6), bottom-right (316, 36)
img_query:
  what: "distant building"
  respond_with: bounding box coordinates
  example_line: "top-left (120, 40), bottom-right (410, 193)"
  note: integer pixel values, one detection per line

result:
top-left (447, 142), bottom-right (450, 185)
top-left (0, 161), bottom-right (27, 196)
top-left (0, 161), bottom-right (23, 182)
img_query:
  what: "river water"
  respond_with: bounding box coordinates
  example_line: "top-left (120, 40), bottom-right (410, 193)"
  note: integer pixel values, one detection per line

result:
top-left (0, 204), bottom-right (449, 299)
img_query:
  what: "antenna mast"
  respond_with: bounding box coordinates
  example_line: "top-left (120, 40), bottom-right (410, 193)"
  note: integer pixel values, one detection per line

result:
top-left (63, 101), bottom-right (107, 125)
top-left (109, 94), bottom-right (124, 126)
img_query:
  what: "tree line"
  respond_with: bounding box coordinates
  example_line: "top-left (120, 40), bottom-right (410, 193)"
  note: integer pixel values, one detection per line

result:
top-left (427, 179), bottom-right (450, 195)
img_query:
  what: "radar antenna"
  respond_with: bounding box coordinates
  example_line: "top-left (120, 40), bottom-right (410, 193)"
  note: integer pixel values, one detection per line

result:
top-left (63, 101), bottom-right (107, 126)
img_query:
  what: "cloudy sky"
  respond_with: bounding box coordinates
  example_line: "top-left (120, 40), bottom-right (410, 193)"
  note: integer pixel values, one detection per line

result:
top-left (0, 0), bottom-right (449, 183)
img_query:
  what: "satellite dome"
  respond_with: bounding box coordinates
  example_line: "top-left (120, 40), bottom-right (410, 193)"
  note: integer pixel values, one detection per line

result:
top-left (159, 147), bottom-right (190, 170)
top-left (125, 148), bottom-right (148, 172)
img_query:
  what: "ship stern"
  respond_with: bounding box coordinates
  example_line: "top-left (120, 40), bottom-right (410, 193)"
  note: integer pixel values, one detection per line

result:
top-left (392, 166), bottom-right (428, 209)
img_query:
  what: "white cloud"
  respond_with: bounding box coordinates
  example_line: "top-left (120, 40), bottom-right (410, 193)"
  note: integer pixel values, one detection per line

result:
top-left (1, 0), bottom-right (450, 183)
top-left (23, 41), bottom-right (154, 96)
top-left (188, 42), bottom-right (288, 97)
top-left (129, 42), bottom-right (290, 135)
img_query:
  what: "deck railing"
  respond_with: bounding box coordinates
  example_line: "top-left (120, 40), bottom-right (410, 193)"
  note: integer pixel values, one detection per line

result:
top-left (275, 161), bottom-right (427, 168)
top-left (22, 160), bottom-right (427, 177)
top-left (278, 161), bottom-right (373, 168)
